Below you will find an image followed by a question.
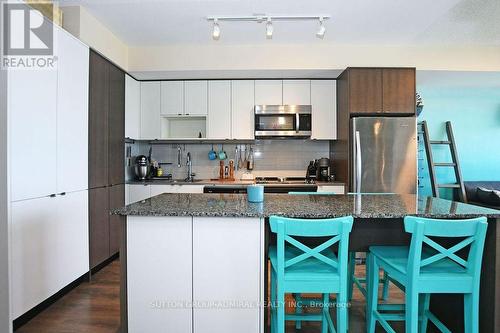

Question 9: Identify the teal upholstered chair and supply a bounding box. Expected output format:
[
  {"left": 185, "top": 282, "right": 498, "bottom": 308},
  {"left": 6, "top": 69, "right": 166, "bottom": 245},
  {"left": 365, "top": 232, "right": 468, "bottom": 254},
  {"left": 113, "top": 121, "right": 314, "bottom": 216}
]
[
  {"left": 269, "top": 215, "right": 353, "bottom": 333},
  {"left": 366, "top": 216, "right": 488, "bottom": 333}
]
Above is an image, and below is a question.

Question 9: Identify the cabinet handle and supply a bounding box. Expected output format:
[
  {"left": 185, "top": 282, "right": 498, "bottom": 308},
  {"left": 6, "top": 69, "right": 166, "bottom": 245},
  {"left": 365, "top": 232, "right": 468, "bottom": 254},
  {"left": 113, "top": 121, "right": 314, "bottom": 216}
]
[
  {"left": 185, "top": 113, "right": 190, "bottom": 116},
  {"left": 59, "top": 192, "right": 66, "bottom": 196},
  {"left": 49, "top": 194, "right": 56, "bottom": 198},
  {"left": 178, "top": 113, "right": 182, "bottom": 116}
]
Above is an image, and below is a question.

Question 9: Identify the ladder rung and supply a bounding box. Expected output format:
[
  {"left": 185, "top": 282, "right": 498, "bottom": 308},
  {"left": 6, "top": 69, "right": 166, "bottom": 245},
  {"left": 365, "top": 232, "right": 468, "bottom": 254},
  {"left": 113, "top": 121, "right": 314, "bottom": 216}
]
[
  {"left": 430, "top": 140, "right": 451, "bottom": 145},
  {"left": 434, "top": 163, "right": 456, "bottom": 167},
  {"left": 438, "top": 183, "right": 461, "bottom": 188}
]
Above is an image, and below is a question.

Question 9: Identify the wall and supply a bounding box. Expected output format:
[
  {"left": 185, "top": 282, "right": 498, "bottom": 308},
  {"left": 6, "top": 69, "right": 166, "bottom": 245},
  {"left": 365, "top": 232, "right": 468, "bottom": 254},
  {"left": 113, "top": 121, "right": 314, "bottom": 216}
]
[
  {"left": 127, "top": 140, "right": 329, "bottom": 181},
  {"left": 0, "top": 42, "right": 12, "bottom": 332},
  {"left": 60, "top": 6, "right": 128, "bottom": 70},
  {"left": 417, "top": 71, "right": 500, "bottom": 198},
  {"left": 128, "top": 43, "right": 500, "bottom": 76}
]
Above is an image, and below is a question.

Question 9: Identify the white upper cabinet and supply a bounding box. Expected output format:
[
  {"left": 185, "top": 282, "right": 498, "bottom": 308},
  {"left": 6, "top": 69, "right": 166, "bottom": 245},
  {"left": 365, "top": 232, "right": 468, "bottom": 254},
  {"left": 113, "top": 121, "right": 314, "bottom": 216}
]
[
  {"left": 161, "top": 81, "right": 184, "bottom": 116},
  {"left": 208, "top": 81, "right": 232, "bottom": 139},
  {"left": 125, "top": 75, "right": 141, "bottom": 139},
  {"left": 254, "top": 80, "right": 282, "bottom": 105},
  {"left": 56, "top": 27, "right": 89, "bottom": 193},
  {"left": 140, "top": 82, "right": 161, "bottom": 139},
  {"left": 9, "top": 64, "right": 58, "bottom": 201},
  {"left": 283, "top": 80, "right": 311, "bottom": 105},
  {"left": 231, "top": 80, "right": 255, "bottom": 140},
  {"left": 311, "top": 80, "right": 337, "bottom": 140},
  {"left": 184, "top": 81, "right": 208, "bottom": 116}
]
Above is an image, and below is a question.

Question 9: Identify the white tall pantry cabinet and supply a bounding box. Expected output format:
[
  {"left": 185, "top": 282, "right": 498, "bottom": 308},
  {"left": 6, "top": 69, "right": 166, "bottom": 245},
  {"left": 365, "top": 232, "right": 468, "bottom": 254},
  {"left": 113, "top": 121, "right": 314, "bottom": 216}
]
[{"left": 8, "top": 25, "right": 90, "bottom": 319}]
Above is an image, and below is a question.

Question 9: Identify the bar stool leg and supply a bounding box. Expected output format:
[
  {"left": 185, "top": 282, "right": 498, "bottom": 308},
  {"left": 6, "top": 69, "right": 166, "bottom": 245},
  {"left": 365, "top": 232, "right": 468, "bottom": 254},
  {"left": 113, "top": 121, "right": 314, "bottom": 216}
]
[
  {"left": 405, "top": 287, "right": 419, "bottom": 333},
  {"left": 337, "top": 292, "right": 347, "bottom": 333},
  {"left": 277, "top": 286, "right": 285, "bottom": 333},
  {"left": 366, "top": 253, "right": 379, "bottom": 333},
  {"left": 381, "top": 271, "right": 390, "bottom": 301},
  {"left": 419, "top": 293, "right": 430, "bottom": 333},
  {"left": 348, "top": 252, "right": 355, "bottom": 301},
  {"left": 321, "top": 293, "right": 329, "bottom": 333},
  {"left": 295, "top": 293, "right": 303, "bottom": 330},
  {"left": 271, "top": 271, "right": 276, "bottom": 333},
  {"left": 464, "top": 292, "right": 479, "bottom": 333}
]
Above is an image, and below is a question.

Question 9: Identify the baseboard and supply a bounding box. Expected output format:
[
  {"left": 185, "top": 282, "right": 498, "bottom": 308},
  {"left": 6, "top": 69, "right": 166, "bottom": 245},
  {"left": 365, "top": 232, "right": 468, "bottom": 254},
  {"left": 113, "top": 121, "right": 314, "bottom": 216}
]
[
  {"left": 91, "top": 252, "right": 119, "bottom": 275},
  {"left": 13, "top": 272, "right": 90, "bottom": 330}
]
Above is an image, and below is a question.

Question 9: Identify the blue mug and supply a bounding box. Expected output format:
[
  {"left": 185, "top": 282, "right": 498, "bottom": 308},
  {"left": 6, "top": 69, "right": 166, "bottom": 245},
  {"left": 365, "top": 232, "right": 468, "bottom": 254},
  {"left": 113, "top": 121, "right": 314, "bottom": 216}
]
[
  {"left": 208, "top": 145, "right": 217, "bottom": 160},
  {"left": 247, "top": 185, "right": 264, "bottom": 203}
]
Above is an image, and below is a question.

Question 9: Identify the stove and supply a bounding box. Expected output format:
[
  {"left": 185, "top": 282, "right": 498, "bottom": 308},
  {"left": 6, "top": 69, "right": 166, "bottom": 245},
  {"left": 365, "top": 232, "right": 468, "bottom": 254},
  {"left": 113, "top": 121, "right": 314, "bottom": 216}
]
[{"left": 255, "top": 177, "right": 315, "bottom": 185}]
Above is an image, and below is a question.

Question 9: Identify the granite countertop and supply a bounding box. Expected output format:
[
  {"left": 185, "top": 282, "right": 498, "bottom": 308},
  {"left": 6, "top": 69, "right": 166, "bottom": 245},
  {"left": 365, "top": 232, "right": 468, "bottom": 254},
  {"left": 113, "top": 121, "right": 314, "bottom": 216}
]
[{"left": 112, "top": 193, "right": 500, "bottom": 219}]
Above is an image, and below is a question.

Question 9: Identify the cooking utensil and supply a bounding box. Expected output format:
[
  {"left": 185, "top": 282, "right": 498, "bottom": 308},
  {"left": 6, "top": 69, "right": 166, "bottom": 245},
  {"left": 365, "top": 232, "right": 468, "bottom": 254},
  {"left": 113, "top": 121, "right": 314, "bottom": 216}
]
[
  {"left": 208, "top": 144, "right": 217, "bottom": 160},
  {"left": 238, "top": 145, "right": 244, "bottom": 170}
]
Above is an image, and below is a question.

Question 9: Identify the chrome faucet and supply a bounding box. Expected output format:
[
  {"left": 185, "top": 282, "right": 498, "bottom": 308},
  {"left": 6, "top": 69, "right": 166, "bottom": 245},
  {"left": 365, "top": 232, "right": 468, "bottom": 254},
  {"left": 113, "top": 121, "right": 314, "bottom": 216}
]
[{"left": 185, "top": 152, "right": 195, "bottom": 182}]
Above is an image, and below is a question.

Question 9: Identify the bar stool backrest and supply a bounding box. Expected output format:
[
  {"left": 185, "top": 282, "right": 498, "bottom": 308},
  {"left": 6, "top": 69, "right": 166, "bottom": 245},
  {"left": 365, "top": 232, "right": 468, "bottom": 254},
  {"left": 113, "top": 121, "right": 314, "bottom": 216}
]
[
  {"left": 269, "top": 215, "right": 353, "bottom": 278},
  {"left": 404, "top": 216, "right": 488, "bottom": 282}
]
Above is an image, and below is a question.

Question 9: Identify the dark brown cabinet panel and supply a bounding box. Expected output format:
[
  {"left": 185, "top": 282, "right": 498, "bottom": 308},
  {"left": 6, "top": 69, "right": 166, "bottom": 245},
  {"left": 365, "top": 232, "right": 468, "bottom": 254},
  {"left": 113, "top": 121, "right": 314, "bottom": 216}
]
[
  {"left": 89, "top": 187, "right": 110, "bottom": 268},
  {"left": 109, "top": 184, "right": 124, "bottom": 256},
  {"left": 88, "top": 50, "right": 109, "bottom": 189},
  {"left": 382, "top": 68, "right": 416, "bottom": 114},
  {"left": 108, "top": 65, "right": 125, "bottom": 185},
  {"left": 348, "top": 68, "right": 383, "bottom": 114},
  {"left": 88, "top": 50, "right": 125, "bottom": 270}
]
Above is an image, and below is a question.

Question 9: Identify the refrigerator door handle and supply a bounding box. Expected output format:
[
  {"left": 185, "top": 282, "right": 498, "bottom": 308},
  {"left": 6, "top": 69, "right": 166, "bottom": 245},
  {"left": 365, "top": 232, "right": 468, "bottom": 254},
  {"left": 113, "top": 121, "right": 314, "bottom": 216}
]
[
  {"left": 355, "top": 131, "right": 362, "bottom": 193},
  {"left": 295, "top": 113, "right": 300, "bottom": 133}
]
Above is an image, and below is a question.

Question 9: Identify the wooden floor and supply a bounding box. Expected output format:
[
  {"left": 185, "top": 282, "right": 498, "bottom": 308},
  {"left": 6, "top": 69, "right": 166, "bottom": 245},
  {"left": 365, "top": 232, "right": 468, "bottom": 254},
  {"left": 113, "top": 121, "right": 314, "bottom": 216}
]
[
  {"left": 15, "top": 260, "right": 120, "bottom": 333},
  {"left": 15, "top": 259, "right": 409, "bottom": 333}
]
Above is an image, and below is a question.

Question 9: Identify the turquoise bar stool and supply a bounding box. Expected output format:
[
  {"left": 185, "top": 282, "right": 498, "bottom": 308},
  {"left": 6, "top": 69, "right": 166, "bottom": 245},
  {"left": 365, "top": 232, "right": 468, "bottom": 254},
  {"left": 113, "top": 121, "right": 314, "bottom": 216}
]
[
  {"left": 269, "top": 215, "right": 353, "bottom": 333},
  {"left": 287, "top": 192, "right": 391, "bottom": 303},
  {"left": 366, "top": 216, "right": 488, "bottom": 333}
]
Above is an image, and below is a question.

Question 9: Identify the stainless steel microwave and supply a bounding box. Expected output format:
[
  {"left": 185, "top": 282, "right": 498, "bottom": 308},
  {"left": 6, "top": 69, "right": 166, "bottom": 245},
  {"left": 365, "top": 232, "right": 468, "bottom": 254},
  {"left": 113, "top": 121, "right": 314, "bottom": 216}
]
[{"left": 254, "top": 105, "right": 312, "bottom": 138}]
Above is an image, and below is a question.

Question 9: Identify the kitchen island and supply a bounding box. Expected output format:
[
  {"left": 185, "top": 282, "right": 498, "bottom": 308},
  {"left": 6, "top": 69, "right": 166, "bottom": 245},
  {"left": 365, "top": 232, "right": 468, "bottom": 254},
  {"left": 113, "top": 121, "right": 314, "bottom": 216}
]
[{"left": 113, "top": 193, "right": 500, "bottom": 333}]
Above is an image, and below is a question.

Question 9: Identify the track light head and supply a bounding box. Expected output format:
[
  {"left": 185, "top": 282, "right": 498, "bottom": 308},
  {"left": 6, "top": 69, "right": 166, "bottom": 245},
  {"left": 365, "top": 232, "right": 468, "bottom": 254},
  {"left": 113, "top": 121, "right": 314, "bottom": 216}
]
[
  {"left": 316, "top": 17, "right": 326, "bottom": 39},
  {"left": 266, "top": 17, "right": 273, "bottom": 39},
  {"left": 212, "top": 18, "right": 221, "bottom": 40}
]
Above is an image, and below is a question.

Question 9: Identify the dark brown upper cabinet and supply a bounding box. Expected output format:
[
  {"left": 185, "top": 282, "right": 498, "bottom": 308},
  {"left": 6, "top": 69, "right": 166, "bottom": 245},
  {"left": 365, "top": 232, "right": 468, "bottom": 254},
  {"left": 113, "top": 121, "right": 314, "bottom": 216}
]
[
  {"left": 349, "top": 68, "right": 383, "bottom": 113},
  {"left": 382, "top": 68, "right": 416, "bottom": 114},
  {"left": 343, "top": 67, "right": 416, "bottom": 115}
]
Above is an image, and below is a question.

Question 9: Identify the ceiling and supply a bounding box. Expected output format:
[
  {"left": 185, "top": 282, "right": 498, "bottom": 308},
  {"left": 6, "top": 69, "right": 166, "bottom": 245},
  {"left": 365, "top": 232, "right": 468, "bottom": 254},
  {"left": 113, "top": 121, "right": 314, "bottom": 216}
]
[{"left": 59, "top": 0, "right": 500, "bottom": 47}]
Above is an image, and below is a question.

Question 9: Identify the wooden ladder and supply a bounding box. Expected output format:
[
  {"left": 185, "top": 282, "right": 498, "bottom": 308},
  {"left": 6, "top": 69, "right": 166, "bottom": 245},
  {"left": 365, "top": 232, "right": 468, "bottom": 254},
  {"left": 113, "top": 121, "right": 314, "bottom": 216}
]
[{"left": 420, "top": 121, "right": 468, "bottom": 203}]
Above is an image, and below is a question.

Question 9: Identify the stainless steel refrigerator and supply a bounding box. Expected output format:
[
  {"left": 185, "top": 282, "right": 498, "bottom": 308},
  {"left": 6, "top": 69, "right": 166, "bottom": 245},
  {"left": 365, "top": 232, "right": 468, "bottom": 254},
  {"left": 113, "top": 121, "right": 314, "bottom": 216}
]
[{"left": 351, "top": 117, "right": 417, "bottom": 194}]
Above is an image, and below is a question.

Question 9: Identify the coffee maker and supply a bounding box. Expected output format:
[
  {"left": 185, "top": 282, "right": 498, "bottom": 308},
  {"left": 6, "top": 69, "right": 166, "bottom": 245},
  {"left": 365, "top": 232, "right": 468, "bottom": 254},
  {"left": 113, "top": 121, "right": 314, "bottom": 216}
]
[{"left": 316, "top": 158, "right": 330, "bottom": 182}]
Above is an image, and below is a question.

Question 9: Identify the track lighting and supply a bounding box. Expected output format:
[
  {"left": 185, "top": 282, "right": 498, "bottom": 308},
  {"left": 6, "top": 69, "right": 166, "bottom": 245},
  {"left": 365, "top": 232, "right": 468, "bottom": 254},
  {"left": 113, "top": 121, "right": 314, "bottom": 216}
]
[
  {"left": 316, "top": 17, "right": 326, "bottom": 39},
  {"left": 266, "top": 18, "right": 273, "bottom": 39},
  {"left": 212, "top": 18, "right": 220, "bottom": 40},
  {"left": 206, "top": 15, "right": 330, "bottom": 40}
]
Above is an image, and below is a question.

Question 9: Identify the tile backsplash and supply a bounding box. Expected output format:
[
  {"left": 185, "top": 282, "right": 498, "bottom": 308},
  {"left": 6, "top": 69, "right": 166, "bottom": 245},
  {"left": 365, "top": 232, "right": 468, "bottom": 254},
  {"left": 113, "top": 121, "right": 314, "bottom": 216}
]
[{"left": 126, "top": 140, "right": 330, "bottom": 181}]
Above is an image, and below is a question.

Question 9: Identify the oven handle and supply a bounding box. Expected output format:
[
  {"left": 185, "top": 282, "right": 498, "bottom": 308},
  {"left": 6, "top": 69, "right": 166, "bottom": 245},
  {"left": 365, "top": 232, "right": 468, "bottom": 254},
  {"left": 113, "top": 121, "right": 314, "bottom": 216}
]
[{"left": 296, "top": 113, "right": 300, "bottom": 133}]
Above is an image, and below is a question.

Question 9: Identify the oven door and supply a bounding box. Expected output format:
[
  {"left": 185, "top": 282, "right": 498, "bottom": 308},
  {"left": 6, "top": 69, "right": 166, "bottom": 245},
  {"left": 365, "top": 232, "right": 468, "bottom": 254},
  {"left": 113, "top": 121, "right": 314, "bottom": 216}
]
[{"left": 254, "top": 105, "right": 311, "bottom": 137}]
